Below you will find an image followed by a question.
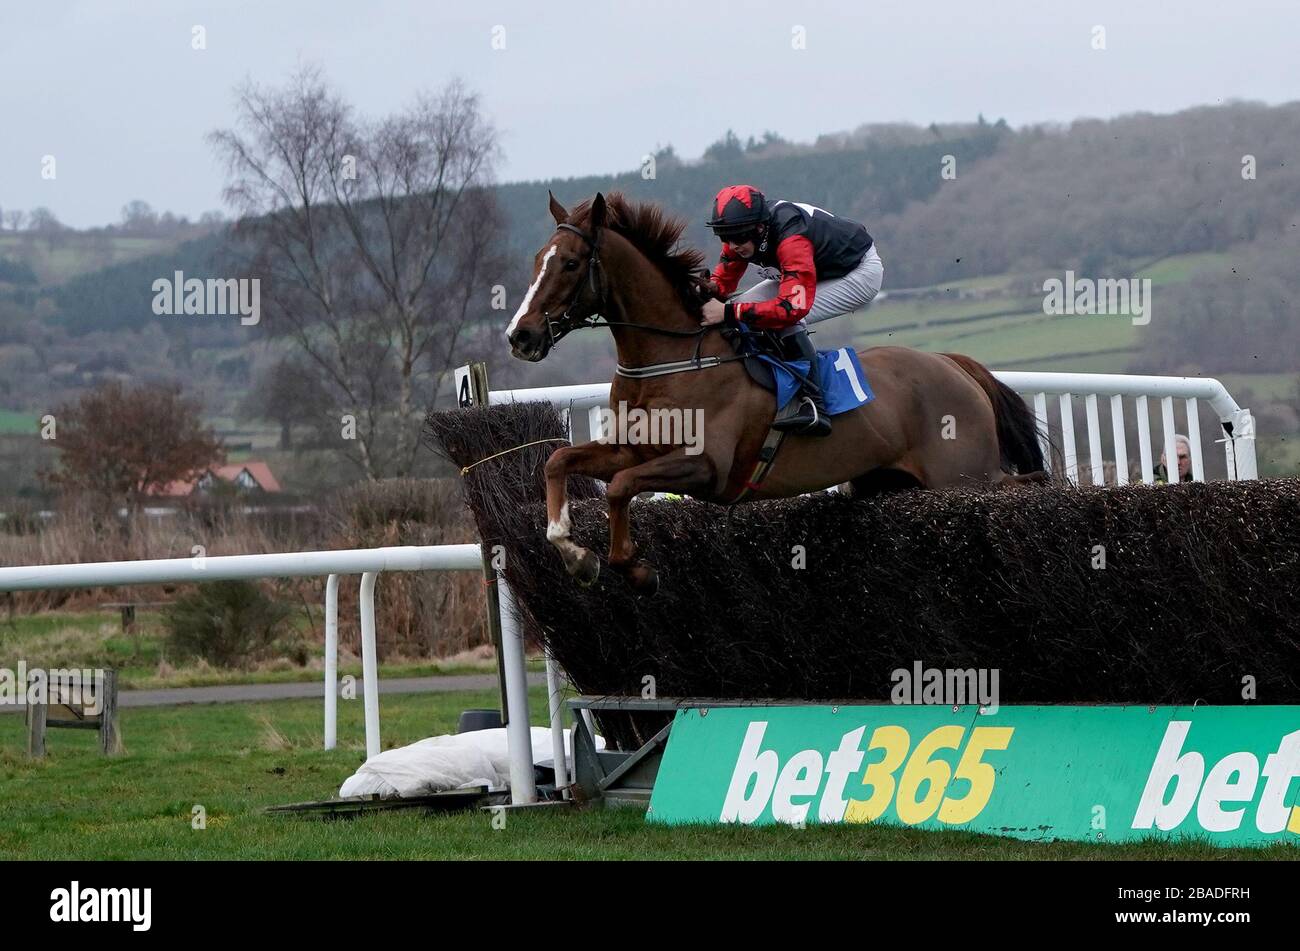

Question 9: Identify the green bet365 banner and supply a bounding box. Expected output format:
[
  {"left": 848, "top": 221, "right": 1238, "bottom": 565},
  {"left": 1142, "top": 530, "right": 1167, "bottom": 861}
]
[{"left": 647, "top": 705, "right": 1300, "bottom": 846}]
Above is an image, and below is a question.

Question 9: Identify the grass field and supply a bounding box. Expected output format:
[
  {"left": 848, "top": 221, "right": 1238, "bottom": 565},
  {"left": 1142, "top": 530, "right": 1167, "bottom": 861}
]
[
  {"left": 1255, "top": 435, "right": 1300, "bottom": 478},
  {"left": 1134, "top": 251, "right": 1235, "bottom": 285},
  {"left": 0, "top": 234, "right": 176, "bottom": 285},
  {"left": 1219, "top": 372, "right": 1299, "bottom": 401},
  {"left": 1, "top": 685, "right": 1294, "bottom": 860},
  {"left": 809, "top": 250, "right": 1242, "bottom": 373},
  {"left": 0, "top": 409, "right": 38, "bottom": 436}
]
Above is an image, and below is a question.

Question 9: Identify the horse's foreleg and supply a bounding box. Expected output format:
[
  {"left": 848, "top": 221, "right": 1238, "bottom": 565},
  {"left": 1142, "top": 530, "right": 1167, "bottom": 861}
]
[
  {"left": 543, "top": 442, "right": 636, "bottom": 585},
  {"left": 605, "top": 450, "right": 717, "bottom": 596}
]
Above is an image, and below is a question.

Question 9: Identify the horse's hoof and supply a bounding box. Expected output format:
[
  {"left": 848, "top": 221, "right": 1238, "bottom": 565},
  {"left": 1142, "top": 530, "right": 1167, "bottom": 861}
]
[
  {"left": 627, "top": 562, "right": 659, "bottom": 597},
  {"left": 571, "top": 550, "right": 600, "bottom": 587}
]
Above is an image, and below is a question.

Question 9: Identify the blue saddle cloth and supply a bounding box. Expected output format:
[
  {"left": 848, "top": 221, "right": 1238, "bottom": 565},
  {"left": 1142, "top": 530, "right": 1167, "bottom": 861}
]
[{"left": 757, "top": 349, "right": 874, "bottom": 416}]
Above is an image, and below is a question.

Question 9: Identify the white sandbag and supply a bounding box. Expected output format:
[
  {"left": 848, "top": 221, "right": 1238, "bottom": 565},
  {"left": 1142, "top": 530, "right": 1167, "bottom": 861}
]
[{"left": 338, "top": 726, "right": 603, "bottom": 799}]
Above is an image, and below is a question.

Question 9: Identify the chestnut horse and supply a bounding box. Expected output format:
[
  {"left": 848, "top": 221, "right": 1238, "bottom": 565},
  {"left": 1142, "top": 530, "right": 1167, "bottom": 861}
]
[{"left": 506, "top": 192, "right": 1046, "bottom": 595}]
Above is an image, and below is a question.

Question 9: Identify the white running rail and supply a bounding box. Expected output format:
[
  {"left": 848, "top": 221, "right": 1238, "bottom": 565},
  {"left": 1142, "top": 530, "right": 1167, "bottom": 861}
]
[
  {"left": 492, "top": 371, "right": 1258, "bottom": 486},
  {"left": 0, "top": 547, "right": 480, "bottom": 752}
]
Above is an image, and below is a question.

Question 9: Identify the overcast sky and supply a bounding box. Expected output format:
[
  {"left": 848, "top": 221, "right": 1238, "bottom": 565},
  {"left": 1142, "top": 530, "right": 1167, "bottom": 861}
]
[{"left": 3, "top": 0, "right": 1299, "bottom": 228}]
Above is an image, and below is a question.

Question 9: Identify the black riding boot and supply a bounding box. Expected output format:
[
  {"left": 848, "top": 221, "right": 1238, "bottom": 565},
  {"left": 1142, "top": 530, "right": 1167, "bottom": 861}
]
[{"left": 773, "top": 329, "right": 832, "bottom": 437}]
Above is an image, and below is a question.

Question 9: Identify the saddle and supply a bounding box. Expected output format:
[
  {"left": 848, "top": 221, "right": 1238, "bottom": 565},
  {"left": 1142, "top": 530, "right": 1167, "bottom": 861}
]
[
  {"left": 722, "top": 326, "right": 807, "bottom": 430},
  {"left": 714, "top": 322, "right": 875, "bottom": 501}
]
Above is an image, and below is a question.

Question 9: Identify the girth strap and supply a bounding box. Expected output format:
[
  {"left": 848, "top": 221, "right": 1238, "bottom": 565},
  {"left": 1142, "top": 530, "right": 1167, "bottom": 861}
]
[
  {"left": 727, "top": 427, "right": 787, "bottom": 504},
  {"left": 615, "top": 356, "right": 734, "bottom": 380}
]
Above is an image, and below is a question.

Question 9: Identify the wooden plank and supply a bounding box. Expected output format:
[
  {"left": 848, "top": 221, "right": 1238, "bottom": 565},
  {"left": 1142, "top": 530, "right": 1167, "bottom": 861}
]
[
  {"left": 100, "top": 669, "right": 120, "bottom": 755},
  {"left": 27, "top": 701, "right": 46, "bottom": 758},
  {"left": 45, "top": 720, "right": 102, "bottom": 731}
]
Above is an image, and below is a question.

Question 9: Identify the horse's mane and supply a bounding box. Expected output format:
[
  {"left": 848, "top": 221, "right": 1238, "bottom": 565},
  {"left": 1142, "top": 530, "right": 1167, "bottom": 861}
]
[{"left": 569, "top": 194, "right": 707, "bottom": 313}]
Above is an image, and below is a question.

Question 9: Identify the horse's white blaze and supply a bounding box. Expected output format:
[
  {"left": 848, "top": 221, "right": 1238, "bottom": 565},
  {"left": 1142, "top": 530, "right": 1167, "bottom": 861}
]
[{"left": 506, "top": 244, "right": 558, "bottom": 337}]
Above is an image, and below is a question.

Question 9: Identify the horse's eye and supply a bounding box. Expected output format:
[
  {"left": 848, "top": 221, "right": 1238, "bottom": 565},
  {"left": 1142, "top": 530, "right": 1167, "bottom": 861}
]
[{"left": 564, "top": 259, "right": 580, "bottom": 271}]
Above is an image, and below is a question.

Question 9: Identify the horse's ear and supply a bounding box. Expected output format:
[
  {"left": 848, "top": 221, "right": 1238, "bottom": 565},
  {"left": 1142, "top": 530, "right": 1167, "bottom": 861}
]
[
  {"left": 590, "top": 192, "right": 607, "bottom": 231},
  {"left": 548, "top": 191, "right": 569, "bottom": 225}
]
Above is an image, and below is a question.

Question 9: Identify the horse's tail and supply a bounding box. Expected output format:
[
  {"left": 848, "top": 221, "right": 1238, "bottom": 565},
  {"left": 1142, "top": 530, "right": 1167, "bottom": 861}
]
[{"left": 943, "top": 352, "right": 1047, "bottom": 477}]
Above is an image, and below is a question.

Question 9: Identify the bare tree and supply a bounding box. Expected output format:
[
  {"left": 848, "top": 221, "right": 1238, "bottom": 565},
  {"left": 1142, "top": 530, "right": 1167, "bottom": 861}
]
[
  {"left": 27, "top": 207, "right": 63, "bottom": 232},
  {"left": 209, "top": 66, "right": 504, "bottom": 479},
  {"left": 27, "top": 207, "right": 68, "bottom": 252},
  {"left": 238, "top": 355, "right": 335, "bottom": 450},
  {"left": 120, "top": 199, "right": 159, "bottom": 234}
]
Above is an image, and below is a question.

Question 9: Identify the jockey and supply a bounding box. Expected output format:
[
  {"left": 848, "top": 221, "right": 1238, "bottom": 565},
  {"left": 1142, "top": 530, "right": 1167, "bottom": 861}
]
[{"left": 699, "top": 184, "right": 883, "bottom": 437}]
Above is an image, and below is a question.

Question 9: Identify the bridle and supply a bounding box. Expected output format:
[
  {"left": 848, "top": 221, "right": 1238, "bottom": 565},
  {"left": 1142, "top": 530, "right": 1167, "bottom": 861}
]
[
  {"left": 539, "top": 222, "right": 609, "bottom": 351},
  {"left": 536, "top": 220, "right": 748, "bottom": 379},
  {"left": 540, "top": 222, "right": 715, "bottom": 347}
]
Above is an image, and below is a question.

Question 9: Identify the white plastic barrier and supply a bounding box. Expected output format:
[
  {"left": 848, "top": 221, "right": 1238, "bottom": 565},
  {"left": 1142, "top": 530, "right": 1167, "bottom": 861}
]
[
  {"left": 0, "top": 546, "right": 483, "bottom": 763},
  {"left": 999, "top": 371, "right": 1257, "bottom": 485},
  {"left": 490, "top": 371, "right": 1258, "bottom": 486}
]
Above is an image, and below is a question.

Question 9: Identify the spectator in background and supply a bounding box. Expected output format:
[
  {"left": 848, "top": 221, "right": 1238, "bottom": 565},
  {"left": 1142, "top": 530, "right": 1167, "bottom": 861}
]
[{"left": 1154, "top": 434, "right": 1194, "bottom": 483}]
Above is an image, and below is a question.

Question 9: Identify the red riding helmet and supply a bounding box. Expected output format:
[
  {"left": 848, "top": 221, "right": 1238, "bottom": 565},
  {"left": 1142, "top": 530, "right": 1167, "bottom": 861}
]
[{"left": 707, "top": 185, "right": 767, "bottom": 239}]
